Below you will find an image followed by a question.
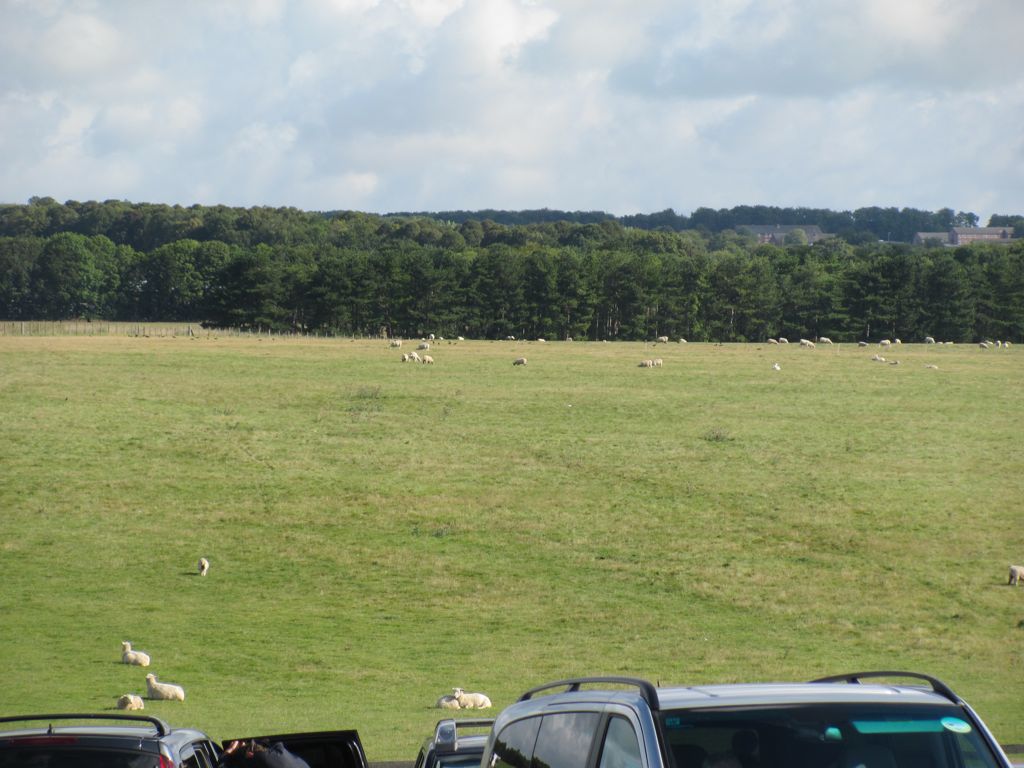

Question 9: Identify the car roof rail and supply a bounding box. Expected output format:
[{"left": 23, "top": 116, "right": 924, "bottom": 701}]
[
  {"left": 0, "top": 714, "right": 171, "bottom": 737},
  {"left": 810, "top": 671, "right": 960, "bottom": 704},
  {"left": 518, "top": 677, "right": 660, "bottom": 710}
]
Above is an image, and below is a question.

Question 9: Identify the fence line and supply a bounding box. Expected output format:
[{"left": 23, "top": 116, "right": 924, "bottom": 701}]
[{"left": 0, "top": 321, "right": 390, "bottom": 340}]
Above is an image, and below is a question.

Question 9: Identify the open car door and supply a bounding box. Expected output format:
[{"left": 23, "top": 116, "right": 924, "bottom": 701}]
[{"left": 221, "top": 730, "right": 367, "bottom": 768}]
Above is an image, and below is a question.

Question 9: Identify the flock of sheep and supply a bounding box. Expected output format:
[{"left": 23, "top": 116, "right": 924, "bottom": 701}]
[{"left": 115, "top": 559, "right": 209, "bottom": 709}]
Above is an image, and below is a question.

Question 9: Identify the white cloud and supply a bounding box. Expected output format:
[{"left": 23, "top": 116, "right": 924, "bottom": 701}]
[{"left": 0, "top": 0, "right": 1021, "bottom": 220}]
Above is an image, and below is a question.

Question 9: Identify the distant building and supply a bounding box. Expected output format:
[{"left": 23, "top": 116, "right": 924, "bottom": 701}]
[
  {"left": 913, "top": 227, "right": 1016, "bottom": 246},
  {"left": 913, "top": 232, "right": 951, "bottom": 246},
  {"left": 951, "top": 227, "right": 1015, "bottom": 244},
  {"left": 737, "top": 224, "right": 830, "bottom": 245}
]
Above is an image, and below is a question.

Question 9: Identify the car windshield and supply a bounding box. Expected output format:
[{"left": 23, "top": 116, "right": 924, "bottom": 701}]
[
  {"left": 0, "top": 746, "right": 161, "bottom": 768},
  {"left": 660, "top": 704, "right": 1001, "bottom": 768}
]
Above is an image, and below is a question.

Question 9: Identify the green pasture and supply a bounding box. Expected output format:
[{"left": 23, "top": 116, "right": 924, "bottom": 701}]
[{"left": 0, "top": 336, "right": 1021, "bottom": 757}]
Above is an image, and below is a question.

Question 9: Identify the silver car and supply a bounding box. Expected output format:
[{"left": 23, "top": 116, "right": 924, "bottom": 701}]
[{"left": 481, "top": 671, "right": 1012, "bottom": 768}]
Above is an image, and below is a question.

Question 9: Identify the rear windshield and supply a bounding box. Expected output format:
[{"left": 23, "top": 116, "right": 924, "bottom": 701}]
[
  {"left": 660, "top": 704, "right": 1001, "bottom": 768},
  {"left": 0, "top": 746, "right": 160, "bottom": 768}
]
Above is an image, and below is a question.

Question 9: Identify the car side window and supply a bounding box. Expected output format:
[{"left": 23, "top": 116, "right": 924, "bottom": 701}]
[
  {"left": 599, "top": 717, "right": 642, "bottom": 768},
  {"left": 532, "top": 713, "right": 601, "bottom": 768},
  {"left": 493, "top": 717, "right": 542, "bottom": 768}
]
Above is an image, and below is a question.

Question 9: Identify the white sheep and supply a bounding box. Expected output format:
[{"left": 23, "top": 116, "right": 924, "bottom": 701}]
[
  {"left": 818, "top": 337, "right": 833, "bottom": 344},
  {"left": 117, "top": 694, "right": 145, "bottom": 710},
  {"left": 652, "top": 358, "right": 663, "bottom": 367},
  {"left": 506, "top": 335, "right": 516, "bottom": 341},
  {"left": 408, "top": 351, "right": 421, "bottom": 362},
  {"left": 401, "top": 353, "right": 410, "bottom": 362},
  {"left": 768, "top": 338, "right": 779, "bottom": 344},
  {"left": 799, "top": 339, "right": 816, "bottom": 349},
  {"left": 979, "top": 341, "right": 991, "bottom": 349},
  {"left": 389, "top": 339, "right": 403, "bottom": 348},
  {"left": 418, "top": 342, "right": 430, "bottom": 350},
  {"left": 566, "top": 337, "right": 573, "bottom": 342},
  {"left": 452, "top": 687, "right": 491, "bottom": 709},
  {"left": 121, "top": 642, "right": 151, "bottom": 667},
  {"left": 656, "top": 336, "right": 669, "bottom": 344},
  {"left": 639, "top": 359, "right": 654, "bottom": 368},
  {"left": 145, "top": 673, "right": 185, "bottom": 701},
  {"left": 457, "top": 336, "right": 465, "bottom": 341},
  {"left": 772, "top": 362, "right": 781, "bottom": 371},
  {"left": 421, "top": 355, "right": 434, "bottom": 364},
  {"left": 894, "top": 338, "right": 902, "bottom": 344},
  {"left": 778, "top": 338, "right": 789, "bottom": 344},
  {"left": 924, "top": 364, "right": 938, "bottom": 369},
  {"left": 924, "top": 336, "right": 936, "bottom": 344},
  {"left": 537, "top": 338, "right": 546, "bottom": 343},
  {"left": 435, "top": 694, "right": 461, "bottom": 709},
  {"left": 678, "top": 338, "right": 687, "bottom": 343},
  {"left": 858, "top": 341, "right": 868, "bottom": 347},
  {"left": 880, "top": 339, "right": 892, "bottom": 348},
  {"left": 513, "top": 357, "right": 527, "bottom": 366},
  {"left": 428, "top": 333, "right": 435, "bottom": 340},
  {"left": 1009, "top": 565, "right": 1024, "bottom": 586},
  {"left": 1005, "top": 341, "right": 1012, "bottom": 348},
  {"left": 198, "top": 557, "right": 209, "bottom": 576}
]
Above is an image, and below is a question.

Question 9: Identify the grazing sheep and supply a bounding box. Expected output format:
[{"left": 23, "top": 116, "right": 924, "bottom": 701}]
[
  {"left": 513, "top": 357, "right": 527, "bottom": 366},
  {"left": 1004, "top": 341, "right": 1012, "bottom": 348},
  {"left": 799, "top": 339, "right": 816, "bottom": 349},
  {"left": 979, "top": 341, "right": 991, "bottom": 349},
  {"left": 408, "top": 351, "right": 421, "bottom": 362},
  {"left": 772, "top": 362, "right": 781, "bottom": 371},
  {"left": 778, "top": 338, "right": 789, "bottom": 344},
  {"left": 145, "top": 674, "right": 185, "bottom": 701},
  {"left": 566, "top": 336, "right": 573, "bottom": 342},
  {"left": 871, "top": 354, "right": 886, "bottom": 363},
  {"left": 452, "top": 687, "right": 492, "bottom": 709},
  {"left": 639, "top": 359, "right": 654, "bottom": 368},
  {"left": 401, "top": 353, "right": 410, "bottom": 362},
  {"left": 121, "top": 642, "right": 151, "bottom": 667},
  {"left": 505, "top": 335, "right": 516, "bottom": 341},
  {"left": 880, "top": 339, "right": 892, "bottom": 348},
  {"left": 421, "top": 355, "right": 434, "bottom": 364},
  {"left": 924, "top": 336, "right": 935, "bottom": 344},
  {"left": 198, "top": 557, "right": 209, "bottom": 576},
  {"left": 679, "top": 338, "right": 687, "bottom": 343},
  {"left": 428, "top": 333, "right": 435, "bottom": 340},
  {"left": 858, "top": 341, "right": 868, "bottom": 347},
  {"left": 418, "top": 342, "right": 430, "bottom": 350},
  {"left": 435, "top": 694, "right": 461, "bottom": 709},
  {"left": 768, "top": 338, "right": 779, "bottom": 344},
  {"left": 457, "top": 336, "right": 465, "bottom": 341},
  {"left": 537, "top": 338, "right": 546, "bottom": 343},
  {"left": 656, "top": 335, "right": 669, "bottom": 344},
  {"left": 818, "top": 337, "right": 833, "bottom": 344},
  {"left": 389, "top": 339, "right": 403, "bottom": 348},
  {"left": 652, "top": 358, "right": 663, "bottom": 367},
  {"left": 1009, "top": 565, "right": 1024, "bottom": 586},
  {"left": 117, "top": 694, "right": 145, "bottom": 711},
  {"left": 894, "top": 338, "right": 902, "bottom": 345}
]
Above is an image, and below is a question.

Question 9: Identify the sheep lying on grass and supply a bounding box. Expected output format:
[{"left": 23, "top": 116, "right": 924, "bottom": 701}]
[
  {"left": 146, "top": 673, "right": 185, "bottom": 701},
  {"left": 452, "top": 687, "right": 491, "bottom": 709},
  {"left": 117, "top": 694, "right": 145, "bottom": 710},
  {"left": 435, "top": 694, "right": 461, "bottom": 709},
  {"left": 121, "top": 642, "right": 150, "bottom": 667}
]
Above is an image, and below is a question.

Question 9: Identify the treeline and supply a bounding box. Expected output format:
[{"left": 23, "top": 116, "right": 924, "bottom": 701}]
[{"left": 2, "top": 198, "right": 1022, "bottom": 342}]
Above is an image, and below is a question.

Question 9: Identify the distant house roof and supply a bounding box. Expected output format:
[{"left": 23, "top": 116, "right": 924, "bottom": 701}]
[
  {"left": 952, "top": 227, "right": 1014, "bottom": 236},
  {"left": 737, "top": 224, "right": 829, "bottom": 244},
  {"left": 914, "top": 232, "right": 949, "bottom": 244}
]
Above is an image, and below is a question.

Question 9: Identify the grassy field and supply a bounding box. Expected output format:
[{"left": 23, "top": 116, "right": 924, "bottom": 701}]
[{"left": 0, "top": 336, "right": 1022, "bottom": 758}]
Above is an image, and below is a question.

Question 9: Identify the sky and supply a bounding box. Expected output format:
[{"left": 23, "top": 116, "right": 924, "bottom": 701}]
[{"left": 1, "top": 0, "right": 1023, "bottom": 222}]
